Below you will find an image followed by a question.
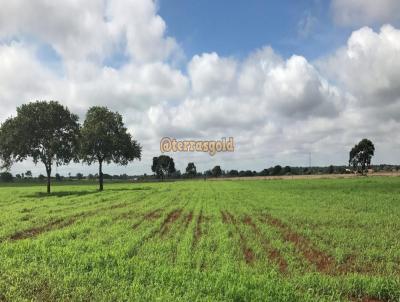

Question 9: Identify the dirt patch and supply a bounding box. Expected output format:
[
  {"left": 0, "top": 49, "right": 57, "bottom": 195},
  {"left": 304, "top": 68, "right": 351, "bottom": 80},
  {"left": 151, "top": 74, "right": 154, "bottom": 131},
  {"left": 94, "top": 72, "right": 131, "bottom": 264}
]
[
  {"left": 132, "top": 208, "right": 163, "bottom": 229},
  {"left": 145, "top": 209, "right": 163, "bottom": 220},
  {"left": 261, "top": 213, "right": 334, "bottom": 274},
  {"left": 243, "top": 215, "right": 287, "bottom": 273},
  {"left": 192, "top": 210, "right": 203, "bottom": 248},
  {"left": 10, "top": 218, "right": 76, "bottom": 240},
  {"left": 160, "top": 209, "right": 182, "bottom": 237},
  {"left": 185, "top": 211, "right": 194, "bottom": 229},
  {"left": 221, "top": 210, "right": 229, "bottom": 224},
  {"left": 349, "top": 296, "right": 385, "bottom": 302},
  {"left": 222, "top": 210, "right": 255, "bottom": 265},
  {"left": 7, "top": 201, "right": 134, "bottom": 241}
]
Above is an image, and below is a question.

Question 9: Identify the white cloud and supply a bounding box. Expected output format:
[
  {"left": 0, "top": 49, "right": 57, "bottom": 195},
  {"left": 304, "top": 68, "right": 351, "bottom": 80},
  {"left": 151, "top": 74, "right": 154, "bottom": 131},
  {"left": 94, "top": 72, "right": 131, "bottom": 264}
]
[
  {"left": 1, "top": 1, "right": 400, "bottom": 175},
  {"left": 332, "top": 0, "right": 400, "bottom": 26},
  {"left": 319, "top": 25, "right": 400, "bottom": 110}
]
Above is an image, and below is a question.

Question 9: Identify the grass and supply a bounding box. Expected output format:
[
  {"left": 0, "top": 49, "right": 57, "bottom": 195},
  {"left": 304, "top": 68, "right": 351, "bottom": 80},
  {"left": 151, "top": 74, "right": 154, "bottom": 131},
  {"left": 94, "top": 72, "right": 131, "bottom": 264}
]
[{"left": 0, "top": 177, "right": 399, "bottom": 301}]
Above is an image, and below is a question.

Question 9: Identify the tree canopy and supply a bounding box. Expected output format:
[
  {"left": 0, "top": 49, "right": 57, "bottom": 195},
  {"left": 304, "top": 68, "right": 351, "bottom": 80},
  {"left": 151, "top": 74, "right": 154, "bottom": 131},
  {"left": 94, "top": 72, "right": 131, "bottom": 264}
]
[
  {"left": 80, "top": 106, "right": 141, "bottom": 190},
  {"left": 0, "top": 101, "right": 80, "bottom": 193},
  {"left": 349, "top": 138, "right": 375, "bottom": 174},
  {"left": 151, "top": 155, "right": 176, "bottom": 180},
  {"left": 185, "top": 162, "right": 197, "bottom": 177},
  {"left": 211, "top": 165, "right": 222, "bottom": 177}
]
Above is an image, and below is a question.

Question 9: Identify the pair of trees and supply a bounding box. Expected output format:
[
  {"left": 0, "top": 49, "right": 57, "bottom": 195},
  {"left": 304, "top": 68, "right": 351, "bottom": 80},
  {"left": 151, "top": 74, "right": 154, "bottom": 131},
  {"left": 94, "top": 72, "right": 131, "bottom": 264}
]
[{"left": 0, "top": 101, "right": 141, "bottom": 193}]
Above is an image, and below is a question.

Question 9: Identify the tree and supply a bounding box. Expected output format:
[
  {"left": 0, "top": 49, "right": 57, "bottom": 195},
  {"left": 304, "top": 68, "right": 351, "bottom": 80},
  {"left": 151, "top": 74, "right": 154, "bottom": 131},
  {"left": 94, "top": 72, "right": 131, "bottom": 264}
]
[
  {"left": 0, "top": 172, "right": 13, "bottom": 182},
  {"left": 55, "top": 173, "right": 62, "bottom": 181},
  {"left": 228, "top": 169, "right": 239, "bottom": 177},
  {"left": 0, "top": 101, "right": 80, "bottom": 193},
  {"left": 76, "top": 173, "right": 84, "bottom": 180},
  {"left": 151, "top": 155, "right": 176, "bottom": 180},
  {"left": 328, "top": 165, "right": 334, "bottom": 174},
  {"left": 349, "top": 139, "right": 375, "bottom": 174},
  {"left": 211, "top": 165, "right": 222, "bottom": 177},
  {"left": 25, "top": 170, "right": 32, "bottom": 178},
  {"left": 283, "top": 166, "right": 291, "bottom": 175},
  {"left": 185, "top": 162, "right": 197, "bottom": 178},
  {"left": 80, "top": 107, "right": 141, "bottom": 191},
  {"left": 271, "top": 165, "right": 282, "bottom": 176}
]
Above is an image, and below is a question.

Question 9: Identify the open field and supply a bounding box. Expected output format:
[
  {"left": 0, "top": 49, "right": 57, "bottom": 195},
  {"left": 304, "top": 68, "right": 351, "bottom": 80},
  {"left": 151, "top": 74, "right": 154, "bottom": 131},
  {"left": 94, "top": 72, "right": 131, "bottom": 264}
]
[{"left": 0, "top": 178, "right": 400, "bottom": 301}]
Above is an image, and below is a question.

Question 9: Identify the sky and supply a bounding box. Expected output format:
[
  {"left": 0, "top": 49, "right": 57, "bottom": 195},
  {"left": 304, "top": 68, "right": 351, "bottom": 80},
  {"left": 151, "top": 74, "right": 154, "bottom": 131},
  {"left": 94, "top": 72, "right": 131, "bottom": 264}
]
[{"left": 1, "top": 0, "right": 400, "bottom": 176}]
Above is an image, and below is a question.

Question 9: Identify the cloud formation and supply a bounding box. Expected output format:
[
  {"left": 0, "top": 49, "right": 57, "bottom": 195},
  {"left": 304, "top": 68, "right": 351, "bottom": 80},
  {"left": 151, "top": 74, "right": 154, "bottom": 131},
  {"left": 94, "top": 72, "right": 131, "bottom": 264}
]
[
  {"left": 0, "top": 0, "right": 400, "bottom": 175},
  {"left": 332, "top": 0, "right": 400, "bottom": 26}
]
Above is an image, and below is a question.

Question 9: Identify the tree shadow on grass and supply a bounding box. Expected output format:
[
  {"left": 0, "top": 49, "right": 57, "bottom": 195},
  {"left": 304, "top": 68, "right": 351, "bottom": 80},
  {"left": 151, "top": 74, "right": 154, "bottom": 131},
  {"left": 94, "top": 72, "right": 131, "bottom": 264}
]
[{"left": 23, "top": 186, "right": 153, "bottom": 198}]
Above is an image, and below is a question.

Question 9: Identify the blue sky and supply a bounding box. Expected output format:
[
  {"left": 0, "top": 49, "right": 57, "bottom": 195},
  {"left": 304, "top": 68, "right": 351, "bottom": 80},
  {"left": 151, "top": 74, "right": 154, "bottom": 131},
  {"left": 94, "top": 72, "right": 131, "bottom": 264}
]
[
  {"left": 1, "top": 0, "right": 400, "bottom": 176},
  {"left": 158, "top": 0, "right": 351, "bottom": 61}
]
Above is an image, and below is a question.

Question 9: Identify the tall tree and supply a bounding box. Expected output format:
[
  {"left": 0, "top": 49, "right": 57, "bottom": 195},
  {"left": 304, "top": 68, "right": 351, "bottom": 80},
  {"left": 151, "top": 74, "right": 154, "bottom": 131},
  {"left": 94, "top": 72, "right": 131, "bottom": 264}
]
[
  {"left": 211, "top": 165, "right": 222, "bottom": 177},
  {"left": 0, "top": 101, "right": 80, "bottom": 193},
  {"left": 80, "top": 106, "right": 141, "bottom": 191},
  {"left": 151, "top": 155, "right": 176, "bottom": 180},
  {"left": 349, "top": 138, "right": 375, "bottom": 174},
  {"left": 185, "top": 162, "right": 197, "bottom": 178}
]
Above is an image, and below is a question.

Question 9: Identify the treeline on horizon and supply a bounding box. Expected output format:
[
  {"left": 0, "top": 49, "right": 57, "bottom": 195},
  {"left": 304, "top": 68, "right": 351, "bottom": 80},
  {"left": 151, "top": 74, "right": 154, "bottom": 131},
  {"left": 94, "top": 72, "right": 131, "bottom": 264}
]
[{"left": 1, "top": 164, "right": 398, "bottom": 184}]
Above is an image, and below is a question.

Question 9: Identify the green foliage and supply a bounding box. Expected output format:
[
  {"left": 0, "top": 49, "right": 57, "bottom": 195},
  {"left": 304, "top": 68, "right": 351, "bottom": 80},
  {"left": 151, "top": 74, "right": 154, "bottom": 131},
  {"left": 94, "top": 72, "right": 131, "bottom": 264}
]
[
  {"left": 185, "top": 162, "right": 197, "bottom": 177},
  {"left": 211, "top": 165, "right": 222, "bottom": 177},
  {"left": 0, "top": 171, "right": 13, "bottom": 182},
  {"left": 271, "top": 165, "right": 283, "bottom": 175},
  {"left": 151, "top": 155, "right": 176, "bottom": 179},
  {"left": 349, "top": 139, "right": 375, "bottom": 174},
  {"left": 0, "top": 101, "right": 80, "bottom": 193},
  {"left": 80, "top": 106, "right": 141, "bottom": 190}
]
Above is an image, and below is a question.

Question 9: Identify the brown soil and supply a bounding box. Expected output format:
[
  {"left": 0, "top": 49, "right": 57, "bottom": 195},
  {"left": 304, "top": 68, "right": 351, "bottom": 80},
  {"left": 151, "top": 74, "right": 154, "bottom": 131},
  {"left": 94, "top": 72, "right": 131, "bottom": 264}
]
[
  {"left": 132, "top": 208, "right": 163, "bottom": 229},
  {"left": 243, "top": 215, "right": 287, "bottom": 273},
  {"left": 222, "top": 210, "right": 255, "bottom": 264},
  {"left": 8, "top": 201, "right": 133, "bottom": 241},
  {"left": 10, "top": 218, "right": 76, "bottom": 240},
  {"left": 160, "top": 209, "right": 182, "bottom": 237},
  {"left": 192, "top": 210, "right": 203, "bottom": 248},
  {"left": 185, "top": 211, "right": 194, "bottom": 229},
  {"left": 261, "top": 213, "right": 334, "bottom": 273}
]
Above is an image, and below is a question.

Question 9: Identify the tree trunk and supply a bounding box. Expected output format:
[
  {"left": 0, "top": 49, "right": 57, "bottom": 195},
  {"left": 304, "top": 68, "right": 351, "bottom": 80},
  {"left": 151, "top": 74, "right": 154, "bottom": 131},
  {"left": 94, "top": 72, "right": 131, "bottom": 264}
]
[
  {"left": 46, "top": 166, "right": 51, "bottom": 194},
  {"left": 99, "top": 160, "right": 104, "bottom": 191}
]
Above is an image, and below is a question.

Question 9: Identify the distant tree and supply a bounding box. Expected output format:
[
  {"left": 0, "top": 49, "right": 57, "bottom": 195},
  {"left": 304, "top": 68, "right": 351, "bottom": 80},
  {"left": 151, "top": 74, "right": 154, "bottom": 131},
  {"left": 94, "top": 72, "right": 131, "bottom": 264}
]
[
  {"left": 38, "top": 174, "right": 46, "bottom": 181},
  {"left": 80, "top": 107, "right": 141, "bottom": 191},
  {"left": 185, "top": 162, "right": 197, "bottom": 178},
  {"left": 349, "top": 139, "right": 375, "bottom": 174},
  {"left": 76, "top": 173, "right": 84, "bottom": 180},
  {"left": 204, "top": 170, "right": 213, "bottom": 177},
  {"left": 271, "top": 165, "right": 282, "bottom": 176},
  {"left": 172, "top": 170, "right": 181, "bottom": 179},
  {"left": 0, "top": 172, "right": 13, "bottom": 182},
  {"left": 259, "top": 169, "right": 269, "bottom": 176},
  {"left": 211, "top": 165, "right": 222, "bottom": 177},
  {"left": 25, "top": 170, "right": 32, "bottom": 178},
  {"left": 328, "top": 165, "right": 334, "bottom": 174},
  {"left": 55, "top": 173, "right": 62, "bottom": 181},
  {"left": 0, "top": 101, "right": 80, "bottom": 193},
  {"left": 228, "top": 169, "right": 239, "bottom": 177},
  {"left": 151, "top": 155, "right": 176, "bottom": 180},
  {"left": 15, "top": 174, "right": 21, "bottom": 180},
  {"left": 283, "top": 166, "right": 291, "bottom": 175},
  {"left": 88, "top": 174, "right": 95, "bottom": 180}
]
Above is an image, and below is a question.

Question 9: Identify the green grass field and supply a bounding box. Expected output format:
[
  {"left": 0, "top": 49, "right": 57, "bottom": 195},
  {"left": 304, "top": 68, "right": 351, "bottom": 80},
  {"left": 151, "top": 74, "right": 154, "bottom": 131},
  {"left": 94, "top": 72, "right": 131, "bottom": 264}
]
[{"left": 0, "top": 177, "right": 400, "bottom": 301}]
